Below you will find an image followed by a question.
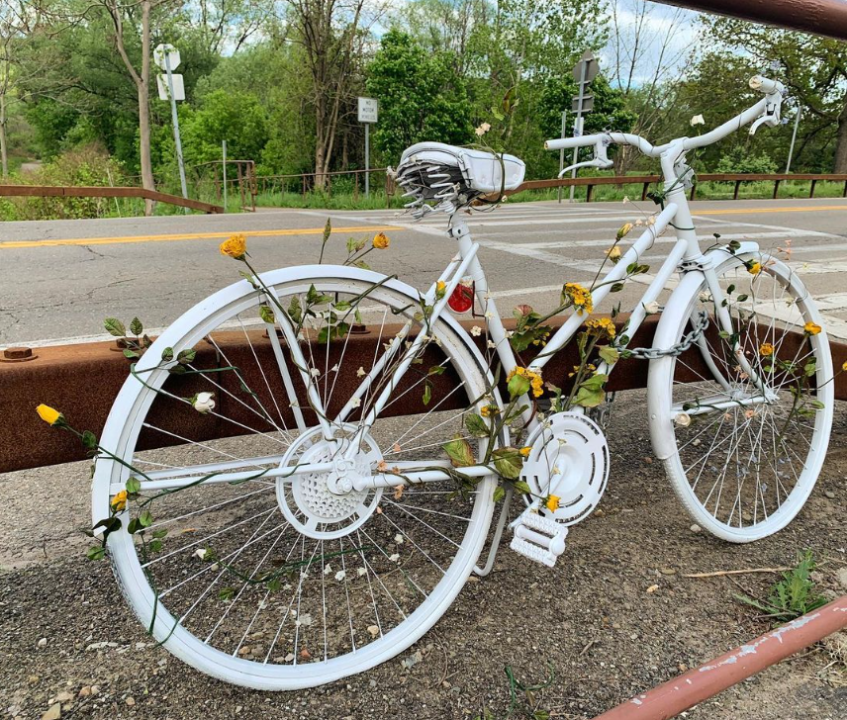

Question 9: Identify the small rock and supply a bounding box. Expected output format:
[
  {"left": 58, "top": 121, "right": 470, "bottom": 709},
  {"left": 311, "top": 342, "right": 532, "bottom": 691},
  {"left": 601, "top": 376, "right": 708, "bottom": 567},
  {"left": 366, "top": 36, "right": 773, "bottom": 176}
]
[
  {"left": 594, "top": 509, "right": 605, "bottom": 518},
  {"left": 78, "top": 687, "right": 91, "bottom": 698},
  {"left": 646, "top": 584, "right": 659, "bottom": 594},
  {"left": 89, "top": 686, "right": 100, "bottom": 695},
  {"left": 42, "top": 704, "right": 61, "bottom": 720},
  {"left": 238, "top": 646, "right": 251, "bottom": 656},
  {"left": 285, "top": 653, "right": 295, "bottom": 662},
  {"left": 824, "top": 490, "right": 836, "bottom": 499},
  {"left": 401, "top": 649, "right": 423, "bottom": 671},
  {"left": 55, "top": 692, "right": 73, "bottom": 703},
  {"left": 367, "top": 625, "right": 379, "bottom": 638},
  {"left": 37, "top": 638, "right": 48, "bottom": 648},
  {"left": 660, "top": 567, "right": 677, "bottom": 576},
  {"left": 836, "top": 567, "right": 847, "bottom": 591},
  {"left": 678, "top": 663, "right": 688, "bottom": 672},
  {"left": 690, "top": 524, "right": 701, "bottom": 533},
  {"left": 28, "top": 675, "right": 39, "bottom": 684},
  {"left": 125, "top": 697, "right": 135, "bottom": 706}
]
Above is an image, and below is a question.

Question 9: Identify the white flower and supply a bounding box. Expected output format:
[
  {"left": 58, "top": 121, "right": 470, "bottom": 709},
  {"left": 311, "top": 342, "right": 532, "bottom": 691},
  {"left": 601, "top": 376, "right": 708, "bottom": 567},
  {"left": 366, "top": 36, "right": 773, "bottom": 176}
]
[
  {"left": 357, "top": 567, "right": 367, "bottom": 578},
  {"left": 475, "top": 122, "right": 491, "bottom": 137},
  {"left": 335, "top": 570, "right": 346, "bottom": 581},
  {"left": 470, "top": 326, "right": 482, "bottom": 337},
  {"left": 643, "top": 301, "right": 660, "bottom": 315},
  {"left": 484, "top": 311, "right": 494, "bottom": 319},
  {"left": 192, "top": 392, "right": 215, "bottom": 414},
  {"left": 394, "top": 534, "right": 404, "bottom": 544},
  {"left": 487, "top": 340, "right": 497, "bottom": 349},
  {"left": 310, "top": 368, "right": 320, "bottom": 377},
  {"left": 622, "top": 196, "right": 630, "bottom": 204},
  {"left": 699, "top": 291, "right": 712, "bottom": 302},
  {"left": 323, "top": 564, "right": 333, "bottom": 575},
  {"left": 356, "top": 366, "right": 366, "bottom": 377},
  {"left": 331, "top": 363, "right": 339, "bottom": 373},
  {"left": 389, "top": 553, "right": 400, "bottom": 562},
  {"left": 690, "top": 114, "right": 705, "bottom": 126},
  {"left": 349, "top": 397, "right": 361, "bottom": 408},
  {"left": 674, "top": 413, "right": 692, "bottom": 427},
  {"left": 194, "top": 548, "right": 209, "bottom": 560}
]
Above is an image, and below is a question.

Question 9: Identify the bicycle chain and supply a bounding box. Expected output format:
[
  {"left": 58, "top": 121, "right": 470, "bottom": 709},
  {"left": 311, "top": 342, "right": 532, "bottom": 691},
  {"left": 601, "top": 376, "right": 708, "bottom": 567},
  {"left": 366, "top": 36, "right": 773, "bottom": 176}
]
[{"left": 625, "top": 310, "right": 711, "bottom": 360}]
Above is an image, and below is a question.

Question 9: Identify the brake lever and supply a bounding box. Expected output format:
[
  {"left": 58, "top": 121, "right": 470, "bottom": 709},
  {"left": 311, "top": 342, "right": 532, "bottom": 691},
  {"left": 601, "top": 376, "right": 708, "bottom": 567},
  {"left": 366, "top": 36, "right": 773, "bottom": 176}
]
[
  {"left": 749, "top": 91, "right": 783, "bottom": 136},
  {"left": 558, "top": 137, "right": 613, "bottom": 177}
]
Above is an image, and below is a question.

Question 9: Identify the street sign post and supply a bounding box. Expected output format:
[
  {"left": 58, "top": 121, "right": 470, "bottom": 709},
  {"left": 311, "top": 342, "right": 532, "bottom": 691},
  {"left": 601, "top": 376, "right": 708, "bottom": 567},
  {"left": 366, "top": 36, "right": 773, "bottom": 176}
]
[
  {"left": 569, "top": 51, "right": 597, "bottom": 203},
  {"left": 358, "top": 97, "right": 378, "bottom": 197},
  {"left": 558, "top": 110, "right": 567, "bottom": 204},
  {"left": 155, "top": 43, "right": 189, "bottom": 212}
]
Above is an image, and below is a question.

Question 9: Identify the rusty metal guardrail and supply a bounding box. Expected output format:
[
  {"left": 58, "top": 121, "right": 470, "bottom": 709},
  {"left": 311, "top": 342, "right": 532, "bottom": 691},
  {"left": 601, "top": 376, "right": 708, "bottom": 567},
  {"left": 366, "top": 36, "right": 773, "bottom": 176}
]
[
  {"left": 2, "top": 315, "right": 845, "bottom": 474},
  {"left": 0, "top": 184, "right": 224, "bottom": 214}
]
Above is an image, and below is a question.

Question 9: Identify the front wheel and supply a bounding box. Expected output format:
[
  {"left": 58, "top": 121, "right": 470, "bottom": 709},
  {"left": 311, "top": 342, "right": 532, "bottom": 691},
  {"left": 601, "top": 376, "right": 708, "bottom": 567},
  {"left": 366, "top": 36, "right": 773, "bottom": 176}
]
[
  {"left": 648, "top": 253, "right": 833, "bottom": 542},
  {"left": 91, "top": 266, "right": 499, "bottom": 689}
]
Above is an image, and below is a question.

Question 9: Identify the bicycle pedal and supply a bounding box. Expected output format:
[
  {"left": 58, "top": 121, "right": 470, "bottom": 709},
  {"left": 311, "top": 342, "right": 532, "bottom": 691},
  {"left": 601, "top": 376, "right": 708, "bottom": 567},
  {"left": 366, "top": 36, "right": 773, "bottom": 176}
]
[{"left": 510, "top": 511, "right": 568, "bottom": 568}]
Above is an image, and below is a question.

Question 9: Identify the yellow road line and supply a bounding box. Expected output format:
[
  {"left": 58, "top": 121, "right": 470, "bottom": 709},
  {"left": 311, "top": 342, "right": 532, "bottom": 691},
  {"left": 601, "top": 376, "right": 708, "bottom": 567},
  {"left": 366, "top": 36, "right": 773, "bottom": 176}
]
[
  {"left": 0, "top": 225, "right": 403, "bottom": 250},
  {"left": 695, "top": 205, "right": 847, "bottom": 216}
]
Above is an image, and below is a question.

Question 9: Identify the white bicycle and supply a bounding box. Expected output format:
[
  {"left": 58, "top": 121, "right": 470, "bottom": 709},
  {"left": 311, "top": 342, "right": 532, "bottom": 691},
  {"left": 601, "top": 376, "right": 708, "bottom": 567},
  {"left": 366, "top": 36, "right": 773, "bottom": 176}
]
[{"left": 91, "top": 76, "right": 833, "bottom": 689}]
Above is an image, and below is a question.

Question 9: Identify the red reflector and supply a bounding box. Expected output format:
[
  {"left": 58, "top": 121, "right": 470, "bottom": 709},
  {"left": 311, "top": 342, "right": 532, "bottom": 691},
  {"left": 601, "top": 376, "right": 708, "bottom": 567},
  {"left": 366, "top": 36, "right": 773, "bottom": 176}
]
[{"left": 448, "top": 282, "right": 474, "bottom": 313}]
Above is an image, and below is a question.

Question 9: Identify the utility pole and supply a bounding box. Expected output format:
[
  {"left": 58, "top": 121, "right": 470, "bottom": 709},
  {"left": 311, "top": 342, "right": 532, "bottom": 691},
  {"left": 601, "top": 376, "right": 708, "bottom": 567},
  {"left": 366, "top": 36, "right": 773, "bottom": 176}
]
[
  {"left": 785, "top": 106, "right": 802, "bottom": 174},
  {"left": 558, "top": 111, "right": 567, "bottom": 204}
]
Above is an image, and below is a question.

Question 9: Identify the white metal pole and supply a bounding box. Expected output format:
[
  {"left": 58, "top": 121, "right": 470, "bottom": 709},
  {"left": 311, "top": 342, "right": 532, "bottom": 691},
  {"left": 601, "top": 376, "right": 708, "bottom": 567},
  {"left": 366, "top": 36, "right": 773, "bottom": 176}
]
[
  {"left": 222, "top": 140, "right": 227, "bottom": 212},
  {"left": 164, "top": 54, "right": 189, "bottom": 213},
  {"left": 785, "top": 106, "right": 802, "bottom": 173},
  {"left": 558, "top": 110, "right": 567, "bottom": 204},
  {"left": 570, "top": 59, "right": 589, "bottom": 203},
  {"left": 365, "top": 123, "right": 370, "bottom": 198}
]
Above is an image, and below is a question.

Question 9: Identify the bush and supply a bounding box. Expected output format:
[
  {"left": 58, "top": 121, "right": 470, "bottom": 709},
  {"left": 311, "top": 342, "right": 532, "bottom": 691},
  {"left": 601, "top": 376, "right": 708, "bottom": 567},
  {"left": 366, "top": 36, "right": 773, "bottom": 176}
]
[
  {"left": 714, "top": 147, "right": 778, "bottom": 175},
  {"left": 0, "top": 143, "right": 125, "bottom": 220}
]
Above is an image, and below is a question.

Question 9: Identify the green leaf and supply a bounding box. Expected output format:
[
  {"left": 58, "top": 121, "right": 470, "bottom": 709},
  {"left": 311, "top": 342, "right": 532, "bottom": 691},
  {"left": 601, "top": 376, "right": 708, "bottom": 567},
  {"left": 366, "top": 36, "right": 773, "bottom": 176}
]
[
  {"left": 598, "top": 345, "right": 620, "bottom": 365},
  {"left": 574, "top": 373, "right": 608, "bottom": 409},
  {"left": 442, "top": 437, "right": 474, "bottom": 467},
  {"left": 127, "top": 518, "right": 142, "bottom": 534},
  {"left": 422, "top": 382, "right": 432, "bottom": 406},
  {"left": 493, "top": 486, "right": 505, "bottom": 502},
  {"left": 610, "top": 282, "right": 625, "bottom": 293},
  {"left": 259, "top": 305, "right": 275, "bottom": 324},
  {"left": 151, "top": 529, "right": 168, "bottom": 539},
  {"left": 322, "top": 218, "right": 331, "bottom": 246},
  {"left": 104, "top": 318, "right": 126, "bottom": 337},
  {"left": 125, "top": 477, "right": 142, "bottom": 495},
  {"left": 288, "top": 296, "right": 302, "bottom": 323},
  {"left": 513, "top": 480, "right": 531, "bottom": 495},
  {"left": 492, "top": 447, "right": 522, "bottom": 480},
  {"left": 177, "top": 348, "right": 196, "bottom": 365},
  {"left": 219, "top": 587, "right": 236, "bottom": 602},
  {"left": 239, "top": 270, "right": 258, "bottom": 288},
  {"left": 87, "top": 546, "right": 105, "bottom": 561},
  {"left": 81, "top": 430, "right": 97, "bottom": 449},
  {"left": 465, "top": 413, "right": 489, "bottom": 438},
  {"left": 139, "top": 510, "right": 154, "bottom": 528},
  {"left": 161, "top": 347, "right": 174, "bottom": 362},
  {"left": 130, "top": 317, "right": 143, "bottom": 336},
  {"left": 122, "top": 348, "right": 139, "bottom": 359},
  {"left": 428, "top": 365, "right": 446, "bottom": 376},
  {"left": 267, "top": 576, "right": 282, "bottom": 593}
]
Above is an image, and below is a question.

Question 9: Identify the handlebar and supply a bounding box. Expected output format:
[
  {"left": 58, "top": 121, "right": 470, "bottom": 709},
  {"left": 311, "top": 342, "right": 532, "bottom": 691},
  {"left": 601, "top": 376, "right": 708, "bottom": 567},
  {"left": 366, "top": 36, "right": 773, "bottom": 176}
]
[{"left": 544, "top": 75, "right": 785, "bottom": 159}]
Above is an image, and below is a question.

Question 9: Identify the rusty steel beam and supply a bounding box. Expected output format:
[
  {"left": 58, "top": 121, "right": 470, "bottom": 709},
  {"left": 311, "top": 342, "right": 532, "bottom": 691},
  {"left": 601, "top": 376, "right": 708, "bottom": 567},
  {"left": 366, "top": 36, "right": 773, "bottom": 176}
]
[
  {"left": 653, "top": 0, "right": 847, "bottom": 41},
  {"left": 595, "top": 594, "right": 847, "bottom": 720},
  {"left": 1, "top": 317, "right": 844, "bottom": 474}
]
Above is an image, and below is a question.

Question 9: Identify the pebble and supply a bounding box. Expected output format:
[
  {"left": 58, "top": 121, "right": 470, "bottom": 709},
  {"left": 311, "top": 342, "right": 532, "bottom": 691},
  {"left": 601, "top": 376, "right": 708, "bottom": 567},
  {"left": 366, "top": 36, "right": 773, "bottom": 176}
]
[
  {"left": 836, "top": 567, "right": 847, "bottom": 591},
  {"left": 28, "top": 675, "right": 39, "bottom": 684},
  {"left": 646, "top": 584, "right": 659, "bottom": 594},
  {"left": 78, "top": 687, "right": 91, "bottom": 698},
  {"left": 660, "top": 568, "right": 677, "bottom": 576},
  {"left": 126, "top": 697, "right": 135, "bottom": 706},
  {"left": 824, "top": 490, "right": 836, "bottom": 499},
  {"left": 42, "top": 704, "right": 61, "bottom": 720},
  {"left": 37, "top": 638, "right": 48, "bottom": 648},
  {"left": 690, "top": 524, "right": 701, "bottom": 533},
  {"left": 367, "top": 625, "right": 379, "bottom": 638}
]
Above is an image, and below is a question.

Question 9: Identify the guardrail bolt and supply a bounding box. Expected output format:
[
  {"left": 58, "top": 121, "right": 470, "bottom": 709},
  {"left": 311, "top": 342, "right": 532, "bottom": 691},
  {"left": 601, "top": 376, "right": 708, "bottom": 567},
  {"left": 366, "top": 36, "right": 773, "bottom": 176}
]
[{"left": 1, "top": 346, "right": 36, "bottom": 363}]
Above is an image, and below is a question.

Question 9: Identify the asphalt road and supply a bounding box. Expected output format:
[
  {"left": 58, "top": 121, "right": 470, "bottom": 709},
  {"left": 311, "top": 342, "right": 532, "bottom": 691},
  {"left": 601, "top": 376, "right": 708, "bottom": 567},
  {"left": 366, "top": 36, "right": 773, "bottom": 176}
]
[{"left": 2, "top": 197, "right": 847, "bottom": 347}]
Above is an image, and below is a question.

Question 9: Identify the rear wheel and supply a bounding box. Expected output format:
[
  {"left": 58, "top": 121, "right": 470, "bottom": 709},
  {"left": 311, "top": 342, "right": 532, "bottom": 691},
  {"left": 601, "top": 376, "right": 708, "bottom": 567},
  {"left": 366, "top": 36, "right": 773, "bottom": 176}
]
[
  {"left": 649, "top": 253, "right": 833, "bottom": 542},
  {"left": 92, "top": 267, "right": 499, "bottom": 689}
]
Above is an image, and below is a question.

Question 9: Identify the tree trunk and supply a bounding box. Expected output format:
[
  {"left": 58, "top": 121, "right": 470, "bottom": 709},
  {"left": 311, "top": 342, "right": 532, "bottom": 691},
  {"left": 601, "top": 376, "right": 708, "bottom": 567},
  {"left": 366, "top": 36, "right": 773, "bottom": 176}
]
[
  {"left": 0, "top": 92, "right": 8, "bottom": 178},
  {"left": 138, "top": 0, "right": 155, "bottom": 215},
  {"left": 833, "top": 99, "right": 847, "bottom": 173}
]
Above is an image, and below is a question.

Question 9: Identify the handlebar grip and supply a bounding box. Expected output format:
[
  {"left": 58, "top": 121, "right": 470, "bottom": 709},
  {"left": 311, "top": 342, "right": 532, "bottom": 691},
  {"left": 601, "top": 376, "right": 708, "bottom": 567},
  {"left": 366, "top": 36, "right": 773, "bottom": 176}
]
[
  {"left": 544, "top": 136, "right": 592, "bottom": 151},
  {"left": 749, "top": 75, "right": 783, "bottom": 94}
]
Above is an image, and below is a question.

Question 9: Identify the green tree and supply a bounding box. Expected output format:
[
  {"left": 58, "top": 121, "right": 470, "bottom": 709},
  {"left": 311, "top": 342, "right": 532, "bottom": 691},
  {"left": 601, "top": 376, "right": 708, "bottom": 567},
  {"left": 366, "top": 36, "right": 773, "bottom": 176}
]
[{"left": 365, "top": 30, "right": 473, "bottom": 164}]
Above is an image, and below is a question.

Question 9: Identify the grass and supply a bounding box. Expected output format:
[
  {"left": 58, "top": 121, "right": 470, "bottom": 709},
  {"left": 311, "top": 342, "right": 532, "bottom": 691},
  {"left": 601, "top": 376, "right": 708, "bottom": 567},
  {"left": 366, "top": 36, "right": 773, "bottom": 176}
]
[{"left": 735, "top": 550, "right": 827, "bottom": 623}]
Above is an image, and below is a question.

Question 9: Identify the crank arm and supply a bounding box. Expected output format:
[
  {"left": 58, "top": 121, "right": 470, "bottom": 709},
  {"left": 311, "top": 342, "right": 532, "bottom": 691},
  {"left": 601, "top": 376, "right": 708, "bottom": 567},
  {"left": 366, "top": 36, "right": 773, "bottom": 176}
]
[{"left": 672, "top": 391, "right": 775, "bottom": 418}]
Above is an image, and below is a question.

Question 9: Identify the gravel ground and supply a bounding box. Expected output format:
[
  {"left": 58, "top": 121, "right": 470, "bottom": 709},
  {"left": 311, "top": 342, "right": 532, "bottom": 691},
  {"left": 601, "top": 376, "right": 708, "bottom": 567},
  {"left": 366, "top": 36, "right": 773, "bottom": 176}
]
[{"left": 1, "top": 392, "right": 846, "bottom": 720}]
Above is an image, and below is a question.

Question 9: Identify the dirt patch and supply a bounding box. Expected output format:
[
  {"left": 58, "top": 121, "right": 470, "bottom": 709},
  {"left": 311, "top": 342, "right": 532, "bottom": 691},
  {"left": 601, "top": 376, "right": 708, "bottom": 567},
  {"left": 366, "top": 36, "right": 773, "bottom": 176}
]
[{"left": 1, "top": 392, "right": 845, "bottom": 719}]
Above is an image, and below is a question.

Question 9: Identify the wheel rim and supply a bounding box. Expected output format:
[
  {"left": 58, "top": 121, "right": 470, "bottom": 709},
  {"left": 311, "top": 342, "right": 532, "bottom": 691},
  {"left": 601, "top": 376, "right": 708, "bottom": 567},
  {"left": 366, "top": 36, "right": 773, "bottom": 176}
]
[
  {"left": 661, "top": 256, "right": 833, "bottom": 540},
  {"left": 93, "top": 269, "right": 498, "bottom": 688}
]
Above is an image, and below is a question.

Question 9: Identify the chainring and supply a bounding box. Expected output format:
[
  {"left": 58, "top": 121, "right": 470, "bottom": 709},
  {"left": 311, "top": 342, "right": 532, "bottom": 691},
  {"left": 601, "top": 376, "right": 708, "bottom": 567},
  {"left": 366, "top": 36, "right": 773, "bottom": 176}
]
[{"left": 521, "top": 412, "right": 609, "bottom": 526}]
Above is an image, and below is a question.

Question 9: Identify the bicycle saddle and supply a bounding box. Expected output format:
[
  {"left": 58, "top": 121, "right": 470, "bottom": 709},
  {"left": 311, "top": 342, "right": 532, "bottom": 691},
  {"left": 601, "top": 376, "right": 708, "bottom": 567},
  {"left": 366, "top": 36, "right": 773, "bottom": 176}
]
[{"left": 395, "top": 142, "right": 525, "bottom": 218}]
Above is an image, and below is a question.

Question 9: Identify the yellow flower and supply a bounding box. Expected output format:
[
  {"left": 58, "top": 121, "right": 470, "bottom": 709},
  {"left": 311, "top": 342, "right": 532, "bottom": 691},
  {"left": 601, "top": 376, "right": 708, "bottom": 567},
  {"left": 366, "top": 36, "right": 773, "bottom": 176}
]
[
  {"left": 373, "top": 232, "right": 390, "bottom": 250},
  {"left": 746, "top": 261, "right": 761, "bottom": 275},
  {"left": 519, "top": 446, "right": 531, "bottom": 458},
  {"left": 435, "top": 280, "right": 447, "bottom": 299},
  {"left": 36, "top": 404, "right": 63, "bottom": 426},
  {"left": 606, "top": 246, "right": 622, "bottom": 263},
  {"left": 587, "top": 317, "right": 616, "bottom": 339},
  {"left": 842, "top": 361, "right": 847, "bottom": 372},
  {"left": 545, "top": 495, "right": 560, "bottom": 512},
  {"left": 480, "top": 404, "right": 499, "bottom": 417},
  {"left": 759, "top": 343, "right": 774, "bottom": 357},
  {"left": 616, "top": 223, "right": 633, "bottom": 241},
  {"left": 219, "top": 233, "right": 247, "bottom": 259},
  {"left": 507, "top": 367, "right": 544, "bottom": 398},
  {"left": 804, "top": 321, "right": 821, "bottom": 336},
  {"left": 563, "top": 283, "right": 593, "bottom": 315},
  {"left": 111, "top": 490, "right": 128, "bottom": 513}
]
